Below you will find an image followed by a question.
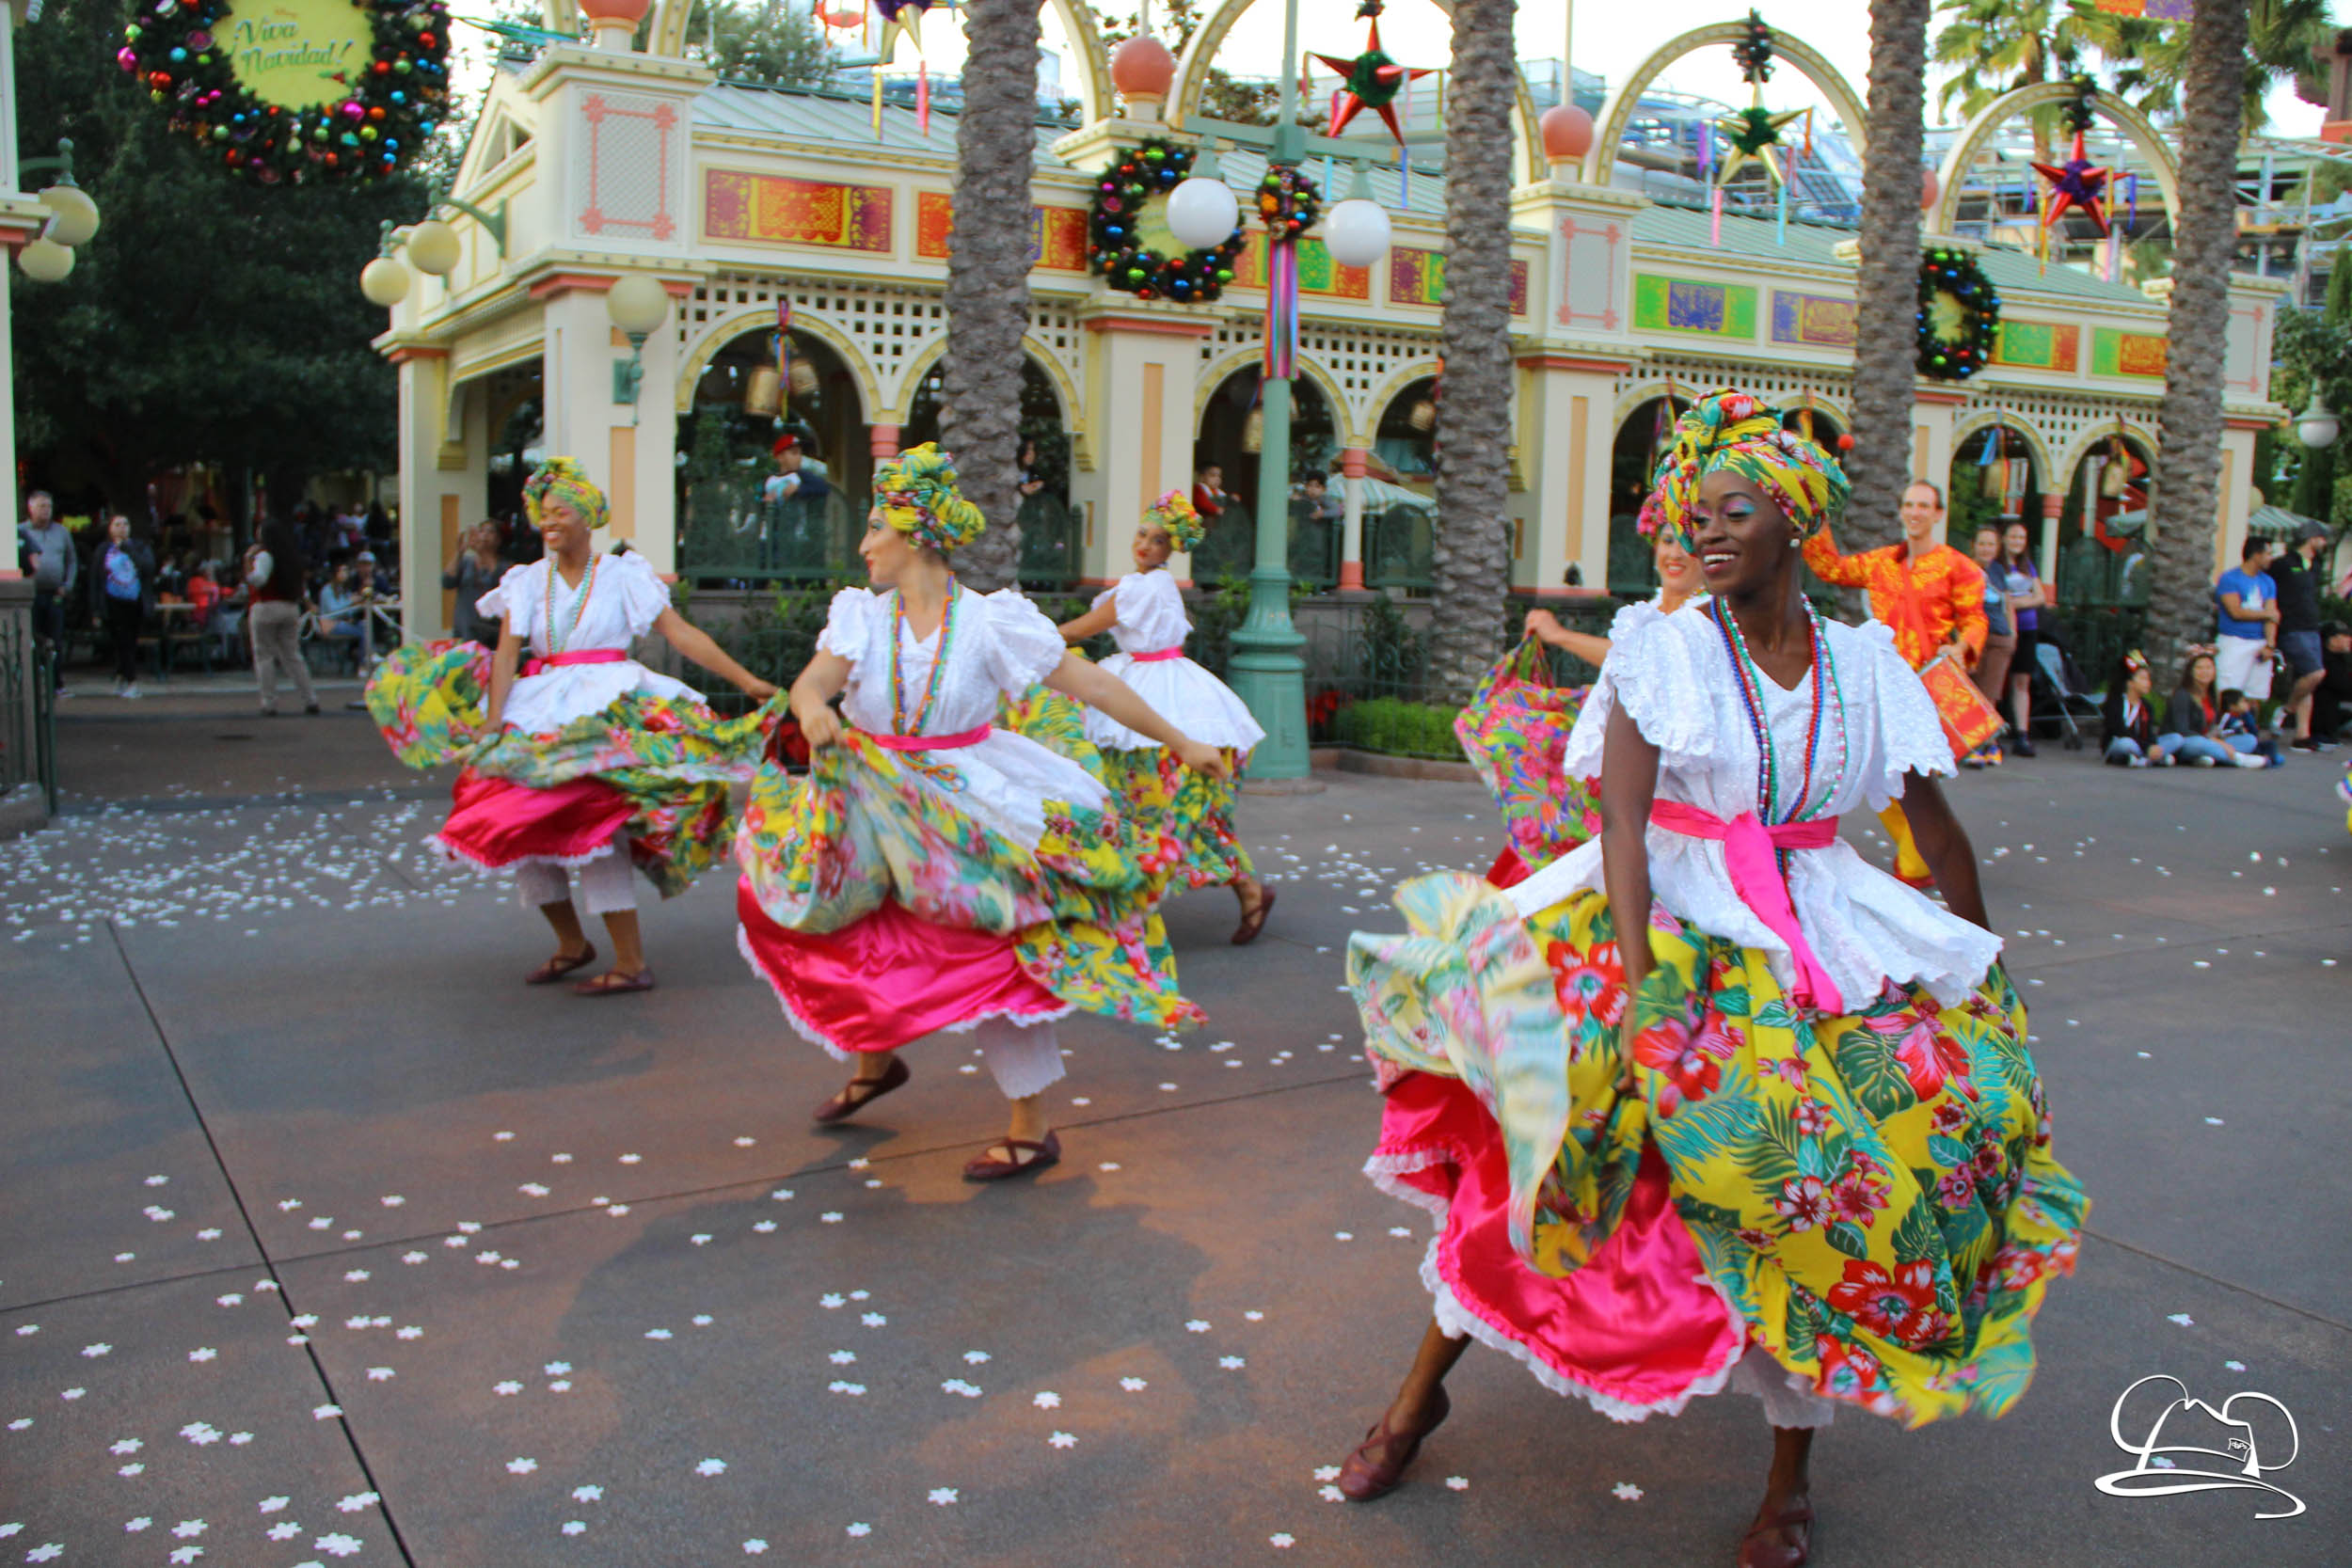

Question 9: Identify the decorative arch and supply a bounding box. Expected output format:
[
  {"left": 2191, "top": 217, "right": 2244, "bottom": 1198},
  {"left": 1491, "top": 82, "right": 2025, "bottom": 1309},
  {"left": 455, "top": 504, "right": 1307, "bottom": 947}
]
[
  {"left": 1609, "top": 380, "right": 1695, "bottom": 431},
  {"left": 2054, "top": 415, "right": 2157, "bottom": 483},
  {"left": 1165, "top": 0, "right": 1544, "bottom": 188},
  {"left": 1361, "top": 360, "right": 1445, "bottom": 448},
  {"left": 881, "top": 332, "right": 1089, "bottom": 453},
  {"left": 1929, "top": 82, "right": 2180, "bottom": 237},
  {"left": 1193, "top": 345, "right": 1351, "bottom": 444},
  {"left": 1949, "top": 408, "right": 2057, "bottom": 480},
  {"left": 1583, "top": 22, "right": 1867, "bottom": 190},
  {"left": 673, "top": 304, "right": 881, "bottom": 417}
]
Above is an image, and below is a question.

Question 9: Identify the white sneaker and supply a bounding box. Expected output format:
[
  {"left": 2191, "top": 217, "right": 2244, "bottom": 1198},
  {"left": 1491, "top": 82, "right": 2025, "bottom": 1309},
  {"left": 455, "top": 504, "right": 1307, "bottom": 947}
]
[
  {"left": 2233, "top": 751, "right": 2267, "bottom": 768},
  {"left": 2127, "top": 754, "right": 2149, "bottom": 768},
  {"left": 2189, "top": 753, "right": 2218, "bottom": 768},
  {"left": 120, "top": 682, "right": 143, "bottom": 700}
]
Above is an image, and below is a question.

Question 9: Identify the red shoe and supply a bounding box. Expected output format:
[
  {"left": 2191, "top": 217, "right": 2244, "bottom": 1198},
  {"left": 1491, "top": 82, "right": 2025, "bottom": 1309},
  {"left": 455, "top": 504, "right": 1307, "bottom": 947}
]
[
  {"left": 1895, "top": 870, "right": 1934, "bottom": 891},
  {"left": 1336, "top": 1386, "right": 1449, "bottom": 1501},
  {"left": 1739, "top": 1501, "right": 1813, "bottom": 1567}
]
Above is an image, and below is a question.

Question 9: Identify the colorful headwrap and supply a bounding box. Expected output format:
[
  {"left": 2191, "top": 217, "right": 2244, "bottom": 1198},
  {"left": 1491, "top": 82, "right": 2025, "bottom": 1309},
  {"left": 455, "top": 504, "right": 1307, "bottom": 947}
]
[
  {"left": 871, "top": 442, "right": 987, "bottom": 553},
  {"left": 2122, "top": 649, "right": 2151, "bottom": 678},
  {"left": 1636, "top": 388, "right": 1851, "bottom": 550},
  {"left": 522, "top": 457, "right": 610, "bottom": 535},
  {"left": 1143, "top": 488, "right": 1205, "bottom": 552}
]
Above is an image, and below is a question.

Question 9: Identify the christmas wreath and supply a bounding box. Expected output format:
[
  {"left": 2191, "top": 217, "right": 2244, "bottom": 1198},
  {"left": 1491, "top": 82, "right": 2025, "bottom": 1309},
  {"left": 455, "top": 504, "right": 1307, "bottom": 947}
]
[
  {"left": 1916, "top": 245, "right": 2000, "bottom": 381},
  {"left": 118, "top": 0, "right": 453, "bottom": 185},
  {"left": 1255, "top": 164, "right": 1320, "bottom": 236},
  {"left": 1089, "top": 136, "right": 1245, "bottom": 303}
]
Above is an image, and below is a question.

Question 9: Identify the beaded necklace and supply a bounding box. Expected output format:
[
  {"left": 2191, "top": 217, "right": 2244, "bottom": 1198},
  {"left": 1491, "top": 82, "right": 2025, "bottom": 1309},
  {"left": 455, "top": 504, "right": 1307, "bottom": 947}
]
[
  {"left": 1708, "top": 597, "right": 1848, "bottom": 825},
  {"left": 543, "top": 553, "right": 599, "bottom": 657},
  {"left": 889, "top": 578, "right": 958, "bottom": 736}
]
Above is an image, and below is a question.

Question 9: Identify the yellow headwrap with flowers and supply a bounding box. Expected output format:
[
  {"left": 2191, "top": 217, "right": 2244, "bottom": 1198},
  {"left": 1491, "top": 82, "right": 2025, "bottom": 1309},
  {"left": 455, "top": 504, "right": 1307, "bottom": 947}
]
[
  {"left": 1143, "top": 488, "right": 1205, "bottom": 552},
  {"left": 522, "top": 456, "right": 610, "bottom": 535},
  {"left": 1636, "top": 388, "right": 1850, "bottom": 551},
  {"left": 872, "top": 442, "right": 987, "bottom": 553}
]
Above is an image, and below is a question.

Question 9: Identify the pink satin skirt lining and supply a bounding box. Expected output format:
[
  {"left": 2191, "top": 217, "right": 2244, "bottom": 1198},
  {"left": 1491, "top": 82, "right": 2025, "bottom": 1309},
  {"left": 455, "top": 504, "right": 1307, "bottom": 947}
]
[
  {"left": 736, "top": 880, "right": 1065, "bottom": 1055},
  {"left": 1373, "top": 1071, "right": 1745, "bottom": 1417},
  {"left": 434, "top": 771, "right": 635, "bottom": 871}
]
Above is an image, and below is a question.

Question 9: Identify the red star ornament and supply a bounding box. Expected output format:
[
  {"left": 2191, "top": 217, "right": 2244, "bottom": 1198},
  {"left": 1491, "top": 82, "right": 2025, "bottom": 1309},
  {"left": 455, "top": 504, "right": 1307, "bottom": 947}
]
[
  {"left": 1311, "top": 18, "right": 1434, "bottom": 146},
  {"left": 2030, "top": 130, "right": 2114, "bottom": 236}
]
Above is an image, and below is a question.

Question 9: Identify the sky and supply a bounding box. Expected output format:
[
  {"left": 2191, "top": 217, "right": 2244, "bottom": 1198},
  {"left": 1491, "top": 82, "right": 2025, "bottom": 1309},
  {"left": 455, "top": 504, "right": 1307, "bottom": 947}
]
[{"left": 444, "top": 2, "right": 2327, "bottom": 143}]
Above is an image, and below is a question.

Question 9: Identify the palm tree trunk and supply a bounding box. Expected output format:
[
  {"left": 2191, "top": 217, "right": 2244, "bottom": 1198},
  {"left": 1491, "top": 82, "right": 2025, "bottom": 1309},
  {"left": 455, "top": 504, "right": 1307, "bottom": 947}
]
[
  {"left": 1426, "top": 0, "right": 1517, "bottom": 702},
  {"left": 938, "top": 0, "right": 1041, "bottom": 590},
  {"left": 1847, "top": 0, "right": 1931, "bottom": 552},
  {"left": 2144, "top": 0, "right": 2251, "bottom": 668}
]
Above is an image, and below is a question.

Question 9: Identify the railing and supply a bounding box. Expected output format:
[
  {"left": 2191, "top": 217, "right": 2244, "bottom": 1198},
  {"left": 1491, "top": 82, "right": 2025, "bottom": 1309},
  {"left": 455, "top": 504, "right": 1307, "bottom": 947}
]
[
  {"left": 0, "top": 583, "right": 58, "bottom": 821},
  {"left": 679, "top": 484, "right": 862, "bottom": 584}
]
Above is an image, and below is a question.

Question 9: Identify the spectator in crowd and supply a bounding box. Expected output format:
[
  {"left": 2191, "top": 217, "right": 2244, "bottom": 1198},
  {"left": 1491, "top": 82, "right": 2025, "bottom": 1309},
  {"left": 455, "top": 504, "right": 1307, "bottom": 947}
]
[
  {"left": 1192, "top": 462, "right": 1239, "bottom": 521},
  {"left": 353, "top": 547, "right": 391, "bottom": 600},
  {"left": 18, "top": 488, "right": 75, "bottom": 694},
  {"left": 246, "top": 516, "right": 319, "bottom": 716},
  {"left": 185, "top": 561, "right": 222, "bottom": 629},
  {"left": 1298, "top": 472, "right": 1345, "bottom": 526},
  {"left": 2216, "top": 689, "right": 2285, "bottom": 767},
  {"left": 443, "top": 520, "right": 507, "bottom": 646},
  {"left": 2312, "top": 621, "right": 2352, "bottom": 743},
  {"left": 2270, "top": 520, "right": 2333, "bottom": 752},
  {"left": 88, "top": 514, "right": 155, "bottom": 699},
  {"left": 1016, "top": 436, "right": 1046, "bottom": 500},
  {"left": 2164, "top": 650, "right": 2269, "bottom": 769},
  {"left": 1995, "top": 521, "right": 2049, "bottom": 757},
  {"left": 762, "top": 434, "right": 831, "bottom": 505},
  {"left": 2101, "top": 651, "right": 2175, "bottom": 768},
  {"left": 1965, "top": 525, "right": 2016, "bottom": 768},
  {"left": 316, "top": 559, "right": 364, "bottom": 665},
  {"left": 2212, "top": 535, "right": 2279, "bottom": 705}
]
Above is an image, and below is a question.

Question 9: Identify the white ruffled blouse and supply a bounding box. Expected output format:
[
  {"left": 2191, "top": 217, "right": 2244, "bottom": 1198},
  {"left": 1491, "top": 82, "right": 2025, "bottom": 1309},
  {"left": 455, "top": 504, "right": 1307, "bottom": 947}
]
[
  {"left": 819, "top": 584, "right": 1106, "bottom": 847},
  {"left": 477, "top": 552, "right": 700, "bottom": 735},
  {"left": 1081, "top": 570, "right": 1266, "bottom": 752},
  {"left": 1507, "top": 601, "right": 2002, "bottom": 1008}
]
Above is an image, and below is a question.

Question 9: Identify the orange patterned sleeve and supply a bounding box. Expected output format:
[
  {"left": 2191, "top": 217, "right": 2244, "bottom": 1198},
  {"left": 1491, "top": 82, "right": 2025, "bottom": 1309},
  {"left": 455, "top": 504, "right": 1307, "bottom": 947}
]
[{"left": 1800, "top": 526, "right": 1875, "bottom": 590}]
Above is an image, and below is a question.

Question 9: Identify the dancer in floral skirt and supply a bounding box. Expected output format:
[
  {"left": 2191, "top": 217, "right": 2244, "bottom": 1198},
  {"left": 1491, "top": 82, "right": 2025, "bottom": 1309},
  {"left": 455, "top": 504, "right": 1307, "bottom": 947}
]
[
  {"left": 736, "top": 447, "right": 1228, "bottom": 1180},
  {"left": 1056, "top": 490, "right": 1274, "bottom": 942},
  {"left": 366, "top": 458, "right": 778, "bottom": 994},
  {"left": 1332, "top": 393, "right": 2086, "bottom": 1568}
]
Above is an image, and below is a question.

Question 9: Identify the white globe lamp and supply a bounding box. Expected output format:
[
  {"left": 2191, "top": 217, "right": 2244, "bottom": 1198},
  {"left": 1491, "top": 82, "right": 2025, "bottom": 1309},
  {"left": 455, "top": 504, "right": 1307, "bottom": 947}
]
[
  {"left": 405, "top": 218, "right": 462, "bottom": 277},
  {"left": 2296, "top": 392, "right": 2339, "bottom": 452},
  {"left": 38, "top": 183, "right": 100, "bottom": 248},
  {"left": 1322, "top": 198, "right": 1391, "bottom": 268},
  {"left": 360, "top": 256, "right": 413, "bottom": 307},
  {"left": 1165, "top": 173, "right": 1240, "bottom": 252},
  {"left": 19, "top": 238, "right": 74, "bottom": 282}
]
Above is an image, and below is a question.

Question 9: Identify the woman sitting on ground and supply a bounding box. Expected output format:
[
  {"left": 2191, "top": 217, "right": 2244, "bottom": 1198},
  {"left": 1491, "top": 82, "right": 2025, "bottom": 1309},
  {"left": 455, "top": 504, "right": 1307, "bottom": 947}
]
[
  {"left": 2100, "top": 652, "right": 2174, "bottom": 768},
  {"left": 2163, "top": 650, "right": 2269, "bottom": 769}
]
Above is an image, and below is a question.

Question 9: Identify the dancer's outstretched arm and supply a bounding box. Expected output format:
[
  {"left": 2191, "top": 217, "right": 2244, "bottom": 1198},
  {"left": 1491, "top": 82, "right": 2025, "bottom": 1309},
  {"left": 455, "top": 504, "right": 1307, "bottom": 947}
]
[
  {"left": 1044, "top": 653, "right": 1229, "bottom": 778},
  {"left": 652, "top": 607, "right": 778, "bottom": 702}
]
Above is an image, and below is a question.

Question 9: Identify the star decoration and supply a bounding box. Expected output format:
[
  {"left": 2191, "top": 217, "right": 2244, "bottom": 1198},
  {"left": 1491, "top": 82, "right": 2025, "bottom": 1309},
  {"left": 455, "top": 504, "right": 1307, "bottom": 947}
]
[
  {"left": 2031, "top": 130, "right": 2113, "bottom": 235},
  {"left": 1711, "top": 103, "right": 1808, "bottom": 189},
  {"left": 874, "top": 0, "right": 933, "bottom": 60},
  {"left": 1311, "top": 16, "right": 1433, "bottom": 147}
]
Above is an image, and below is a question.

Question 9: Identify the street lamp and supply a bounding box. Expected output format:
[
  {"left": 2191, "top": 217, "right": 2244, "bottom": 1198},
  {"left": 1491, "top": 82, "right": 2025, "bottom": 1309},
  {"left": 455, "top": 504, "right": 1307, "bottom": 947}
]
[
  {"left": 606, "top": 275, "right": 673, "bottom": 426},
  {"left": 2296, "top": 390, "right": 2339, "bottom": 451},
  {"left": 16, "top": 138, "right": 102, "bottom": 284},
  {"left": 1182, "top": 4, "right": 1397, "bottom": 781}
]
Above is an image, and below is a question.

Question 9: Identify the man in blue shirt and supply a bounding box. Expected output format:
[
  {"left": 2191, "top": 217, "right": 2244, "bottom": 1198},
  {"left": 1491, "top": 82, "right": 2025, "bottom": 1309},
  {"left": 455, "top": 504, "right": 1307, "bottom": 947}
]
[{"left": 2213, "top": 536, "right": 2279, "bottom": 702}]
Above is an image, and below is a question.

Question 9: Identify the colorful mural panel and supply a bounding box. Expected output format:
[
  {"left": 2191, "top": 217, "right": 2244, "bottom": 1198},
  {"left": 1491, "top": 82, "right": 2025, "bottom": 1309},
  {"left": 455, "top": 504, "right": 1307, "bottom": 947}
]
[
  {"left": 1388, "top": 246, "right": 1531, "bottom": 316},
  {"left": 1231, "top": 233, "right": 1371, "bottom": 298},
  {"left": 705, "top": 170, "right": 893, "bottom": 252},
  {"left": 1769, "top": 291, "right": 1858, "bottom": 348},
  {"left": 914, "top": 191, "right": 1089, "bottom": 272},
  {"left": 2091, "top": 327, "right": 2168, "bottom": 378},
  {"left": 1632, "top": 275, "right": 1758, "bottom": 340},
  {"left": 1990, "top": 320, "right": 2082, "bottom": 372}
]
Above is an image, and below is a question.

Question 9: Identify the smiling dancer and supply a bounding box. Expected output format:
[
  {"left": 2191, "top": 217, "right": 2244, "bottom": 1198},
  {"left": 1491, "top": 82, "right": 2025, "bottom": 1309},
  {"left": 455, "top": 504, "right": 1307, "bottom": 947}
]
[
  {"left": 367, "top": 458, "right": 779, "bottom": 994},
  {"left": 1056, "top": 490, "right": 1273, "bottom": 942},
  {"left": 736, "top": 446, "right": 1228, "bottom": 1180},
  {"left": 1333, "top": 393, "right": 2085, "bottom": 1568}
]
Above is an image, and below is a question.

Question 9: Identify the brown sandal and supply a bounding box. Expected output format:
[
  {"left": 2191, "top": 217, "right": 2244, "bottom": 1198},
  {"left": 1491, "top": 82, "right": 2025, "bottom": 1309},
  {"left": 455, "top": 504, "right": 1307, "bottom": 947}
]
[
  {"left": 571, "top": 967, "right": 655, "bottom": 996},
  {"left": 525, "top": 943, "right": 596, "bottom": 985},
  {"left": 1231, "top": 882, "right": 1277, "bottom": 945},
  {"left": 1336, "top": 1386, "right": 1449, "bottom": 1501},
  {"left": 961, "top": 1131, "right": 1060, "bottom": 1182},
  {"left": 1737, "top": 1502, "right": 1814, "bottom": 1568},
  {"left": 813, "top": 1056, "right": 910, "bottom": 1124}
]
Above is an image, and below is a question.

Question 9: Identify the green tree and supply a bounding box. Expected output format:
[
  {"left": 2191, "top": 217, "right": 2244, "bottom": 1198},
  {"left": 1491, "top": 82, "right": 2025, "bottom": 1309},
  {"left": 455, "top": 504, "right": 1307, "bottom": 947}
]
[
  {"left": 1849, "top": 0, "right": 1933, "bottom": 552},
  {"left": 1425, "top": 0, "right": 1517, "bottom": 699},
  {"left": 2104, "top": 0, "right": 2332, "bottom": 134},
  {"left": 2144, "top": 0, "right": 2254, "bottom": 668},
  {"left": 1927, "top": 0, "right": 2114, "bottom": 158},
  {"left": 939, "top": 0, "right": 1044, "bottom": 589},
  {"left": 10, "top": 0, "right": 428, "bottom": 530},
  {"left": 688, "top": 0, "right": 840, "bottom": 87}
]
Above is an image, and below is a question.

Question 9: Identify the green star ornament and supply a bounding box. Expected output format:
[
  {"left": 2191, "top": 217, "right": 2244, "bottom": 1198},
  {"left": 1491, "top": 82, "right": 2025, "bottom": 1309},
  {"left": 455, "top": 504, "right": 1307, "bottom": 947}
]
[{"left": 1711, "top": 103, "right": 1807, "bottom": 189}]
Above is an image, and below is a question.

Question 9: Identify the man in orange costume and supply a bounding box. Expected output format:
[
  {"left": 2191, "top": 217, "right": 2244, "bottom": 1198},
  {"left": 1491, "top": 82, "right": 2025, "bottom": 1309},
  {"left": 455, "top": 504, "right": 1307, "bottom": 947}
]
[{"left": 1804, "top": 480, "right": 1988, "bottom": 886}]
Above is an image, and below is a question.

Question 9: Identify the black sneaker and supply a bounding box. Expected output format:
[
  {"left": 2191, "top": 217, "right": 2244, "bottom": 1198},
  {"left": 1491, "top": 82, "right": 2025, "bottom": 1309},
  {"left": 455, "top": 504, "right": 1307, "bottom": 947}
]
[
  {"left": 2294, "top": 736, "right": 2325, "bottom": 752},
  {"left": 2010, "top": 735, "right": 2038, "bottom": 757}
]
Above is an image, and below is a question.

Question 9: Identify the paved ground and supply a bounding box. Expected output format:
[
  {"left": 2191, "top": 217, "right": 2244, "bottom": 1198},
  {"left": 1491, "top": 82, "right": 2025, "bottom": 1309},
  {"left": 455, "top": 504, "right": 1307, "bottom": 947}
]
[{"left": 4, "top": 689, "right": 2349, "bottom": 1566}]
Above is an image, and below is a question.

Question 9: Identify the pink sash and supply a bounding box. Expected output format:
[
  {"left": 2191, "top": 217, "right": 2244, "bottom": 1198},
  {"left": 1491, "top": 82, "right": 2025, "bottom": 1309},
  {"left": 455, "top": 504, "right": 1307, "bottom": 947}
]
[
  {"left": 1649, "top": 800, "right": 1845, "bottom": 1014},
  {"left": 1130, "top": 646, "right": 1185, "bottom": 663},
  {"left": 868, "top": 724, "right": 991, "bottom": 752},
  {"left": 521, "top": 647, "right": 627, "bottom": 678}
]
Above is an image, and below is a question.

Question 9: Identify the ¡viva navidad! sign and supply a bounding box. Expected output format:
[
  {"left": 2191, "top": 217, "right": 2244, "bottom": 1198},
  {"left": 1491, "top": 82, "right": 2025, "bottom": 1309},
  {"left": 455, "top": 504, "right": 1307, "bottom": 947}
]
[{"left": 222, "top": 0, "right": 374, "bottom": 111}]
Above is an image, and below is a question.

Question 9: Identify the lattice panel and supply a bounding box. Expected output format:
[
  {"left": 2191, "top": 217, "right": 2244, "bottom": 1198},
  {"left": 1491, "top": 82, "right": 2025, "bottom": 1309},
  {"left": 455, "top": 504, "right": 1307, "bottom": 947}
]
[
  {"left": 1201, "top": 317, "right": 1440, "bottom": 433},
  {"left": 1614, "top": 356, "right": 1856, "bottom": 416},
  {"left": 1962, "top": 388, "right": 2159, "bottom": 474},
  {"left": 682, "top": 275, "right": 1085, "bottom": 419}
]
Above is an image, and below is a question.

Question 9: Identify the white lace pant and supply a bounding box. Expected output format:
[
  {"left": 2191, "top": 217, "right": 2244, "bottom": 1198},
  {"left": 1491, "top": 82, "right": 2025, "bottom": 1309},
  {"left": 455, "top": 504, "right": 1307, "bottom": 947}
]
[
  {"left": 1727, "top": 1345, "right": 1837, "bottom": 1429},
  {"left": 971, "top": 1016, "right": 1066, "bottom": 1101},
  {"left": 513, "top": 830, "right": 637, "bottom": 916}
]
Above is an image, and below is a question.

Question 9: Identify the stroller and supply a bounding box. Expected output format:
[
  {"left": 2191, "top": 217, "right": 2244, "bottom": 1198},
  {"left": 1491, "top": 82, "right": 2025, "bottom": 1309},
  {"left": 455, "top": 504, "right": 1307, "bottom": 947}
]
[{"left": 2027, "top": 632, "right": 2098, "bottom": 752}]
